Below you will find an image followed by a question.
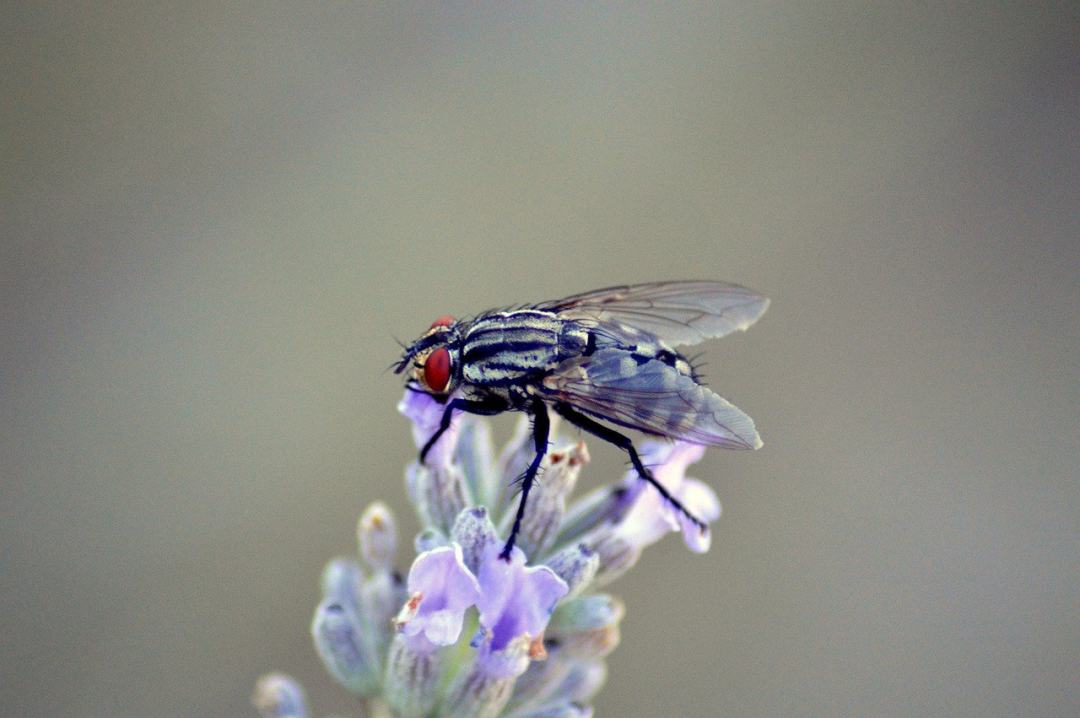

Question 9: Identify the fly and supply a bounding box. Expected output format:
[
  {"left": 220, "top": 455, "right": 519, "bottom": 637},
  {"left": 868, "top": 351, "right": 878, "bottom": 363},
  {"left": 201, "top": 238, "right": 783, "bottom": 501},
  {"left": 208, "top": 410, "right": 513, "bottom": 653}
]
[{"left": 393, "top": 280, "right": 769, "bottom": 560}]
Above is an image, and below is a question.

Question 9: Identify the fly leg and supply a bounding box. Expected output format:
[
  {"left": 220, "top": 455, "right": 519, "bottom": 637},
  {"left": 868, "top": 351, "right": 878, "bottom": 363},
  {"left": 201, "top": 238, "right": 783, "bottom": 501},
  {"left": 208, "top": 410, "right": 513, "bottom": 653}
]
[
  {"left": 500, "top": 398, "right": 550, "bottom": 560},
  {"left": 552, "top": 402, "right": 707, "bottom": 533},
  {"left": 420, "top": 396, "right": 506, "bottom": 464}
]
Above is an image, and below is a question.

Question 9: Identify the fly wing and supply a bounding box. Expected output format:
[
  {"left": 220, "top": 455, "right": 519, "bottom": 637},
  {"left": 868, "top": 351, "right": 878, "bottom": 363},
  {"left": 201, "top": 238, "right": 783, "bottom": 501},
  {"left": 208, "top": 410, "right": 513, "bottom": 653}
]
[
  {"left": 535, "top": 280, "right": 768, "bottom": 347},
  {"left": 542, "top": 349, "right": 762, "bottom": 449}
]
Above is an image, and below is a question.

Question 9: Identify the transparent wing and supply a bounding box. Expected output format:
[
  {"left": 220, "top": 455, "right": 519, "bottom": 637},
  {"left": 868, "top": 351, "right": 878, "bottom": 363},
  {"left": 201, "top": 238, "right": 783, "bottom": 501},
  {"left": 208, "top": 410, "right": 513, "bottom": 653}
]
[
  {"left": 542, "top": 349, "right": 762, "bottom": 450},
  {"left": 535, "top": 280, "right": 769, "bottom": 346}
]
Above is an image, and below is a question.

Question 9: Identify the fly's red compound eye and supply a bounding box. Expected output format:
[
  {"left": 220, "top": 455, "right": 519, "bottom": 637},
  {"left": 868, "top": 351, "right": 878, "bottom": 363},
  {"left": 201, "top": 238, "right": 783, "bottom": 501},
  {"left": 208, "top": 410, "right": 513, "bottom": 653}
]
[
  {"left": 430, "top": 315, "right": 455, "bottom": 329},
  {"left": 423, "top": 347, "right": 451, "bottom": 392}
]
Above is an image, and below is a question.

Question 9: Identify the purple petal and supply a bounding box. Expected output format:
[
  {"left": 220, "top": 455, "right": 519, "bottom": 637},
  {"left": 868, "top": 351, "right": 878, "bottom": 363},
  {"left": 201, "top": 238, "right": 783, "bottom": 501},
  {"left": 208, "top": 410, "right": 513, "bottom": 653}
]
[
  {"left": 613, "top": 441, "right": 720, "bottom": 552},
  {"left": 679, "top": 477, "right": 721, "bottom": 521},
  {"left": 475, "top": 634, "right": 535, "bottom": 679},
  {"left": 396, "top": 545, "right": 480, "bottom": 648},
  {"left": 398, "top": 389, "right": 461, "bottom": 466},
  {"left": 678, "top": 516, "right": 711, "bottom": 553},
  {"left": 476, "top": 545, "right": 568, "bottom": 652},
  {"left": 649, "top": 441, "right": 706, "bottom": 485}
]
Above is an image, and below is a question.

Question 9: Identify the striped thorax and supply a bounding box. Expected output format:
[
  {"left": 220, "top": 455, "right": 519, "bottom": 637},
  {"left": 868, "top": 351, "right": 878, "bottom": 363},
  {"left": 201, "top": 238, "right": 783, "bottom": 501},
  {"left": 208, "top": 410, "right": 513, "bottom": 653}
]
[{"left": 461, "top": 311, "right": 586, "bottom": 390}]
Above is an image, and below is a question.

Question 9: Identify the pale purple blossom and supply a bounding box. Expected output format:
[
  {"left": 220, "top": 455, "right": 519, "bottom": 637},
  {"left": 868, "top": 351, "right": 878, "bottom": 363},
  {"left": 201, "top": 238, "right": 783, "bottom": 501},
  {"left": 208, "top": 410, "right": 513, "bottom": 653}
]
[
  {"left": 397, "top": 389, "right": 460, "bottom": 467},
  {"left": 610, "top": 441, "right": 721, "bottom": 553},
  {"left": 393, "top": 544, "right": 480, "bottom": 650},
  {"left": 473, "top": 544, "right": 569, "bottom": 678}
]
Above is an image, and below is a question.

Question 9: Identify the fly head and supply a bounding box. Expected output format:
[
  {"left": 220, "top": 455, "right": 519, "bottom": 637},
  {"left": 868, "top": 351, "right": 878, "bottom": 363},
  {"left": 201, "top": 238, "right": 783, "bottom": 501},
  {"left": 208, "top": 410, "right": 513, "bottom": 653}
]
[{"left": 393, "top": 315, "right": 463, "bottom": 396}]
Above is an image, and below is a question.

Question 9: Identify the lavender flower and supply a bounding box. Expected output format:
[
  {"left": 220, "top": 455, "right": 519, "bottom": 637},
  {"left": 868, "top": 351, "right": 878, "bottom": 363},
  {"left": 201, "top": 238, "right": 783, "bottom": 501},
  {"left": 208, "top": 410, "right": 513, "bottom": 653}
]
[
  {"left": 604, "top": 441, "right": 721, "bottom": 554},
  {"left": 255, "top": 390, "right": 727, "bottom": 717},
  {"left": 473, "top": 544, "right": 568, "bottom": 672},
  {"left": 395, "top": 544, "right": 481, "bottom": 648}
]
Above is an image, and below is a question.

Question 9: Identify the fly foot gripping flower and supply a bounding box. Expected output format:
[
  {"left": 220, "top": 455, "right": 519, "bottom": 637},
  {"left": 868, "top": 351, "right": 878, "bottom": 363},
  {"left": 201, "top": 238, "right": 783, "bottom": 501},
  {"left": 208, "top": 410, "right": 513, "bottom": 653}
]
[{"left": 255, "top": 389, "right": 727, "bottom": 717}]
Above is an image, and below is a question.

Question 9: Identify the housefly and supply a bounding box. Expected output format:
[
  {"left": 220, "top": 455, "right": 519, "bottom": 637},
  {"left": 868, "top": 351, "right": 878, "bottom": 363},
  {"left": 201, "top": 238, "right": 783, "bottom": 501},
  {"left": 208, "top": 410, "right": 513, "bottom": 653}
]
[{"left": 393, "top": 281, "right": 768, "bottom": 559}]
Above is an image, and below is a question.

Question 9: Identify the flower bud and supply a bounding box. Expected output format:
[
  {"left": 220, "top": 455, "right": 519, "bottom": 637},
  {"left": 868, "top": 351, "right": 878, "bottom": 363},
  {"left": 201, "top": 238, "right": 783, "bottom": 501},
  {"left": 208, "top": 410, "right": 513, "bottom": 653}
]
[
  {"left": 508, "top": 657, "right": 571, "bottom": 712},
  {"left": 497, "top": 414, "right": 561, "bottom": 502},
  {"left": 414, "top": 527, "right": 445, "bottom": 554},
  {"left": 554, "top": 480, "right": 639, "bottom": 548},
  {"left": 546, "top": 595, "right": 624, "bottom": 659},
  {"left": 406, "top": 462, "right": 471, "bottom": 535},
  {"left": 319, "top": 558, "right": 362, "bottom": 609},
  {"left": 509, "top": 656, "right": 605, "bottom": 714},
  {"left": 359, "top": 570, "right": 405, "bottom": 663},
  {"left": 452, "top": 506, "right": 498, "bottom": 574},
  {"left": 311, "top": 599, "right": 380, "bottom": 696},
  {"left": 439, "top": 655, "right": 517, "bottom": 718},
  {"left": 512, "top": 702, "right": 594, "bottom": 718},
  {"left": 497, "top": 415, "right": 536, "bottom": 506},
  {"left": 516, "top": 442, "right": 589, "bottom": 558},
  {"left": 587, "top": 531, "right": 642, "bottom": 586},
  {"left": 358, "top": 501, "right": 397, "bottom": 573},
  {"left": 384, "top": 634, "right": 444, "bottom": 718},
  {"left": 251, "top": 673, "right": 309, "bottom": 718},
  {"left": 544, "top": 543, "right": 600, "bottom": 599},
  {"left": 456, "top": 415, "right": 499, "bottom": 507},
  {"left": 553, "top": 660, "right": 606, "bottom": 704}
]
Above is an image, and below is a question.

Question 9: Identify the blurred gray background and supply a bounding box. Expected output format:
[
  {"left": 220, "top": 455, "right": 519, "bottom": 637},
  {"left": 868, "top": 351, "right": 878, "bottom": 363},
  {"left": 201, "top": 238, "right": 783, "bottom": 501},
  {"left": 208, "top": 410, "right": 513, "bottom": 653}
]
[{"left": 3, "top": 3, "right": 1078, "bottom": 717}]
